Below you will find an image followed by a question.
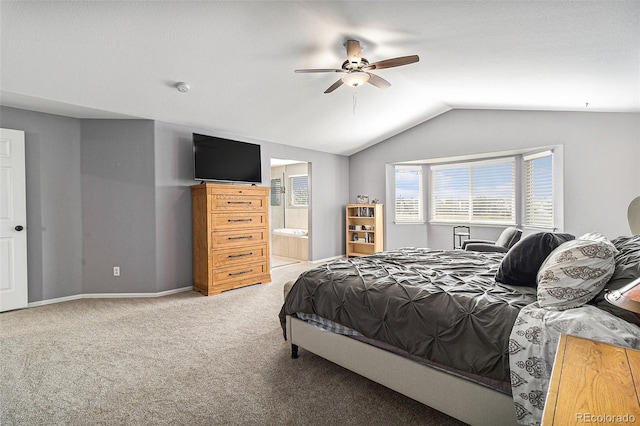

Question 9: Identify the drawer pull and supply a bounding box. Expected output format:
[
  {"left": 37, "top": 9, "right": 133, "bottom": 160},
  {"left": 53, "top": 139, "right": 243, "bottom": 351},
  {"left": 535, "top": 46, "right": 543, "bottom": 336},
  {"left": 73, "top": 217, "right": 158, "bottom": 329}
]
[
  {"left": 228, "top": 218, "right": 252, "bottom": 223},
  {"left": 227, "top": 201, "right": 252, "bottom": 205},
  {"left": 228, "top": 252, "right": 254, "bottom": 259},
  {"left": 228, "top": 269, "right": 253, "bottom": 277},
  {"left": 227, "top": 235, "right": 253, "bottom": 240}
]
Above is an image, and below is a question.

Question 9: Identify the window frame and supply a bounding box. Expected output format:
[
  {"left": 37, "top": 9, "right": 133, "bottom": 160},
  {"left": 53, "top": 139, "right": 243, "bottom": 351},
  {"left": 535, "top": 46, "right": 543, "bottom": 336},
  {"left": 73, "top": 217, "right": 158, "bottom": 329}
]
[
  {"left": 429, "top": 157, "right": 517, "bottom": 225},
  {"left": 288, "top": 174, "right": 309, "bottom": 207},
  {"left": 523, "top": 150, "right": 555, "bottom": 230},
  {"left": 389, "top": 145, "right": 562, "bottom": 231},
  {"left": 394, "top": 165, "right": 424, "bottom": 224}
]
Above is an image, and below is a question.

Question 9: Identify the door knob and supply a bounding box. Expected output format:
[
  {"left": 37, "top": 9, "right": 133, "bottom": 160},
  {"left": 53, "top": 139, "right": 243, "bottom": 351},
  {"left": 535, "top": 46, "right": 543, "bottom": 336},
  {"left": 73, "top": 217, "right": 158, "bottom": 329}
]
[{"left": 15, "top": 225, "right": 24, "bottom": 231}]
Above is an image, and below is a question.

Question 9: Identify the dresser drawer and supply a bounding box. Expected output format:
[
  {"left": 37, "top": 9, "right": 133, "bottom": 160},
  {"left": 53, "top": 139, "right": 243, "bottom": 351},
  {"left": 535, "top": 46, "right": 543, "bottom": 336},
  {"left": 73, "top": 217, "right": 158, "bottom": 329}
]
[
  {"left": 207, "top": 185, "right": 269, "bottom": 198},
  {"left": 212, "top": 228, "right": 268, "bottom": 248},
  {"left": 212, "top": 244, "right": 268, "bottom": 267},
  {"left": 212, "top": 212, "right": 267, "bottom": 230},
  {"left": 210, "top": 194, "right": 267, "bottom": 212},
  {"left": 211, "top": 261, "right": 268, "bottom": 286}
]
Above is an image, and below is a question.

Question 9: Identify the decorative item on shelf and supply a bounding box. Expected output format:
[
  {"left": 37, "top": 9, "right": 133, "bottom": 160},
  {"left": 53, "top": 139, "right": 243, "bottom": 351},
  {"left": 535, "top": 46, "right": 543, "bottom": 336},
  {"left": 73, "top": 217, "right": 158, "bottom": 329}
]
[
  {"left": 352, "top": 233, "right": 359, "bottom": 242},
  {"left": 357, "top": 206, "right": 372, "bottom": 217},
  {"left": 356, "top": 195, "right": 369, "bottom": 204},
  {"left": 605, "top": 277, "right": 640, "bottom": 314},
  {"left": 372, "top": 198, "right": 379, "bottom": 204}
]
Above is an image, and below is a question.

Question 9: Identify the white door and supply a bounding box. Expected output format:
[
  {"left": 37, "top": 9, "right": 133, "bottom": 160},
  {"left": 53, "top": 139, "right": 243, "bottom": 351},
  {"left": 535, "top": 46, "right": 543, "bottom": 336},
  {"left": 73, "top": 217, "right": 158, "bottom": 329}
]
[{"left": 0, "top": 128, "right": 27, "bottom": 312}]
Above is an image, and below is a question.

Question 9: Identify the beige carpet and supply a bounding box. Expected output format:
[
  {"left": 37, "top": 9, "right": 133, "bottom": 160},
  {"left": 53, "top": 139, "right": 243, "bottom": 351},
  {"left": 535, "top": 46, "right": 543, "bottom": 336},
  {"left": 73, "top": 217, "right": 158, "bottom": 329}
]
[
  {"left": 271, "top": 256, "right": 301, "bottom": 269},
  {"left": 0, "top": 262, "right": 464, "bottom": 426}
]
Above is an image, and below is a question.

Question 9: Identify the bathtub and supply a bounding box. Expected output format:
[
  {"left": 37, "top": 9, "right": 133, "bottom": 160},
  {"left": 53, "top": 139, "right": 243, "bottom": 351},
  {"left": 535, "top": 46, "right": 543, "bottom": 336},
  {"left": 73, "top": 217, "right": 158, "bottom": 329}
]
[
  {"left": 272, "top": 228, "right": 309, "bottom": 261},
  {"left": 273, "top": 228, "right": 308, "bottom": 237}
]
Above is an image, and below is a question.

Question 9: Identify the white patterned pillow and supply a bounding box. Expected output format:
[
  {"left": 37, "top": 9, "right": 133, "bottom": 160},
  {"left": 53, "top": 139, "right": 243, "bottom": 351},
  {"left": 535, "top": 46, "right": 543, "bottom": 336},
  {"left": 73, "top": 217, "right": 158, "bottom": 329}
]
[
  {"left": 578, "top": 232, "right": 618, "bottom": 250},
  {"left": 536, "top": 238, "right": 618, "bottom": 310}
]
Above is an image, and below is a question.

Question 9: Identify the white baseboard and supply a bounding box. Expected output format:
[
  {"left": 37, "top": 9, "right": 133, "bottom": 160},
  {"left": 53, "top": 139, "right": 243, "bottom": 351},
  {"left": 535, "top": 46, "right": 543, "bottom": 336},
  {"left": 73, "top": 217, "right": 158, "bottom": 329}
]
[
  {"left": 28, "top": 286, "right": 193, "bottom": 308},
  {"left": 310, "top": 255, "right": 344, "bottom": 264}
]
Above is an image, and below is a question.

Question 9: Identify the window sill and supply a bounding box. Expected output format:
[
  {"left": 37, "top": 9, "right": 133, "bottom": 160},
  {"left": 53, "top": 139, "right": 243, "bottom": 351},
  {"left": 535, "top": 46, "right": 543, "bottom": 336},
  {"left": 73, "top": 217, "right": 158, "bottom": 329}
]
[
  {"left": 429, "top": 221, "right": 517, "bottom": 227},
  {"left": 394, "top": 221, "right": 426, "bottom": 225}
]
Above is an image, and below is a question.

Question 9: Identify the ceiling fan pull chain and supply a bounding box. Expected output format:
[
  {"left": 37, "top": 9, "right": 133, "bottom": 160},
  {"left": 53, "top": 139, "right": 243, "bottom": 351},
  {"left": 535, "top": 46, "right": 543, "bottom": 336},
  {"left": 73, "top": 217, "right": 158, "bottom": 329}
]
[{"left": 353, "top": 89, "right": 357, "bottom": 115}]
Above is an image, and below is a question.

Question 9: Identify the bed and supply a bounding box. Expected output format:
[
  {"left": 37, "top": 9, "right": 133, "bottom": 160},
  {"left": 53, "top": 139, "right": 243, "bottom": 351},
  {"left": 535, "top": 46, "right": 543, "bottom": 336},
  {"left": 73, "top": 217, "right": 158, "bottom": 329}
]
[{"left": 279, "top": 234, "right": 640, "bottom": 426}]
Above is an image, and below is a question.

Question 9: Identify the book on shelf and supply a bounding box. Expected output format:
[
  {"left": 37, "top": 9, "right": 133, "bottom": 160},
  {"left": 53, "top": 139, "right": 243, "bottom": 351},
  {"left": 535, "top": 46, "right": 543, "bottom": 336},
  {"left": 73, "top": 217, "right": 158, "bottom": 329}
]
[{"left": 355, "top": 207, "right": 375, "bottom": 217}]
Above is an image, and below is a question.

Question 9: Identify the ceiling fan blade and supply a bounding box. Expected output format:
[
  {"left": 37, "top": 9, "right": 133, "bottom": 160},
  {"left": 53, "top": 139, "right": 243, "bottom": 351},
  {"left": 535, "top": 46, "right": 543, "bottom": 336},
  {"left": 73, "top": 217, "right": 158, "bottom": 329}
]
[
  {"left": 295, "top": 68, "right": 346, "bottom": 73},
  {"left": 366, "top": 73, "right": 391, "bottom": 89},
  {"left": 346, "top": 40, "right": 362, "bottom": 65},
  {"left": 324, "top": 79, "right": 344, "bottom": 94},
  {"left": 363, "top": 55, "right": 419, "bottom": 71}
]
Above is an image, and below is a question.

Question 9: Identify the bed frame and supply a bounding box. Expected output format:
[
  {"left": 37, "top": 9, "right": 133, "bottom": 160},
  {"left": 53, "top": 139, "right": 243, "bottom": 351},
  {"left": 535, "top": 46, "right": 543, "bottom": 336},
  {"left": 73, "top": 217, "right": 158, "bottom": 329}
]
[{"left": 286, "top": 315, "right": 517, "bottom": 426}]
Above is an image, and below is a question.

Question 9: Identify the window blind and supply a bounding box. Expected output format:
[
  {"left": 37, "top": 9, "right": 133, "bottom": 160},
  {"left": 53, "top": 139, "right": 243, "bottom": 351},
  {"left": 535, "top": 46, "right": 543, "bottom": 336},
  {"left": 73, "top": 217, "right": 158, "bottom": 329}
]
[
  {"left": 431, "top": 158, "right": 515, "bottom": 224},
  {"left": 289, "top": 175, "right": 308, "bottom": 206},
  {"left": 270, "top": 178, "right": 282, "bottom": 206},
  {"left": 524, "top": 151, "right": 554, "bottom": 229},
  {"left": 395, "top": 165, "right": 423, "bottom": 222}
]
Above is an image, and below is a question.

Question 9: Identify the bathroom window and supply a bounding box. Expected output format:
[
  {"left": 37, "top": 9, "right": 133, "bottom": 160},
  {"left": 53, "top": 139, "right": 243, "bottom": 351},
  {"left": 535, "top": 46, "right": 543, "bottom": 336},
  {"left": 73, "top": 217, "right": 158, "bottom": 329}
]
[
  {"left": 270, "top": 178, "right": 282, "bottom": 206},
  {"left": 289, "top": 175, "right": 308, "bottom": 207}
]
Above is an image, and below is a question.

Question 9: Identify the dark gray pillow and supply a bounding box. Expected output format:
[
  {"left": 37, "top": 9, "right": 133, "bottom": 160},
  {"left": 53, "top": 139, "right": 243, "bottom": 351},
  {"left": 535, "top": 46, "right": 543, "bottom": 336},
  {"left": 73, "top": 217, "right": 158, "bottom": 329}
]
[
  {"left": 590, "top": 235, "right": 640, "bottom": 327},
  {"left": 495, "top": 232, "right": 575, "bottom": 287}
]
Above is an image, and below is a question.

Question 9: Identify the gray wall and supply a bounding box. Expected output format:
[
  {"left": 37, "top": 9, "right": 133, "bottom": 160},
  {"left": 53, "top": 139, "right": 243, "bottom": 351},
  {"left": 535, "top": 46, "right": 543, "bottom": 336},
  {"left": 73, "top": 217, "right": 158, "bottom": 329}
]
[
  {"left": 2, "top": 107, "right": 349, "bottom": 303},
  {"left": 153, "top": 121, "right": 198, "bottom": 293},
  {"left": 350, "top": 109, "right": 640, "bottom": 250},
  {"left": 81, "top": 119, "right": 157, "bottom": 294},
  {"left": 262, "top": 142, "right": 349, "bottom": 261},
  {"left": 154, "top": 122, "right": 350, "bottom": 264},
  {"left": 0, "top": 106, "right": 84, "bottom": 302}
]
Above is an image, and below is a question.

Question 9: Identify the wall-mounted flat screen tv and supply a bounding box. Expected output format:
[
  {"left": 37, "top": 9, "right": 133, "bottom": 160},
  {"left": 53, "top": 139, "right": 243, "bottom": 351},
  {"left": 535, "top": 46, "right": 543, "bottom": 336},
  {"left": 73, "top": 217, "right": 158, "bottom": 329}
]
[{"left": 193, "top": 133, "right": 262, "bottom": 184}]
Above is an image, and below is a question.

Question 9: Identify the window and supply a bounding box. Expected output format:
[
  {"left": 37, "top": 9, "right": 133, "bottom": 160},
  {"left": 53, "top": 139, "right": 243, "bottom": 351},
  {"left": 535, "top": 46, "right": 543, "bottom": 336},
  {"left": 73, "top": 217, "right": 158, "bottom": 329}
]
[
  {"left": 524, "top": 151, "right": 554, "bottom": 229},
  {"left": 395, "top": 165, "right": 423, "bottom": 222},
  {"left": 289, "top": 175, "right": 308, "bottom": 207},
  {"left": 270, "top": 178, "right": 282, "bottom": 206},
  {"left": 430, "top": 158, "right": 516, "bottom": 224}
]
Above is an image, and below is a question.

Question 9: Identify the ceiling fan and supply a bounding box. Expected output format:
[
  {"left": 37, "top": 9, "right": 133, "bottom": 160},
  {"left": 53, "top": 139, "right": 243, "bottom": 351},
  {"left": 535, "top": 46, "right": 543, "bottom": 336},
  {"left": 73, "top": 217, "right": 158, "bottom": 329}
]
[{"left": 295, "top": 39, "right": 419, "bottom": 94}]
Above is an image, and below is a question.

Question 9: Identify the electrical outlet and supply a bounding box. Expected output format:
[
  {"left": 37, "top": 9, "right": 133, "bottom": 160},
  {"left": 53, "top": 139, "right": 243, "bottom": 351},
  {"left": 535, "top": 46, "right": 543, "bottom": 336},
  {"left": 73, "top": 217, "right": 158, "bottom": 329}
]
[{"left": 113, "top": 266, "right": 120, "bottom": 277}]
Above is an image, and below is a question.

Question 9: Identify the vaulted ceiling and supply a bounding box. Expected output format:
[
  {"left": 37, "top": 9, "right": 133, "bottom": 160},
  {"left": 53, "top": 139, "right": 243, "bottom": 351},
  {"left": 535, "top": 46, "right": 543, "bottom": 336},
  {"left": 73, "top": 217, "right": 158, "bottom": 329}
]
[{"left": 1, "top": 1, "right": 638, "bottom": 155}]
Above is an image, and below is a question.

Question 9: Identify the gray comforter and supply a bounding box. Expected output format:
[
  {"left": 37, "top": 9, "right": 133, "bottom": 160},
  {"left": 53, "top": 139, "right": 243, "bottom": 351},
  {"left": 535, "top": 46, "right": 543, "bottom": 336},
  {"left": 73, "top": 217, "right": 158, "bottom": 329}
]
[{"left": 279, "top": 247, "right": 537, "bottom": 383}]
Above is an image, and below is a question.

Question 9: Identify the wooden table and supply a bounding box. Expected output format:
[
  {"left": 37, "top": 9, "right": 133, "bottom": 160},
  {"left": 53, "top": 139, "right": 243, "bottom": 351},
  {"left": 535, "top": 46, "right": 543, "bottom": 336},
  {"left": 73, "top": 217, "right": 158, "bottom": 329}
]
[{"left": 542, "top": 334, "right": 640, "bottom": 425}]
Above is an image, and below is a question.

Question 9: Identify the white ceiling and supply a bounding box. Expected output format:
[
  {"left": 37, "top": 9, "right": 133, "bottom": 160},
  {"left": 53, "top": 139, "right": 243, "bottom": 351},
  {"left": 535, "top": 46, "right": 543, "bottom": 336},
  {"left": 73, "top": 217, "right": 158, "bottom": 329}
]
[{"left": 1, "top": 1, "right": 638, "bottom": 156}]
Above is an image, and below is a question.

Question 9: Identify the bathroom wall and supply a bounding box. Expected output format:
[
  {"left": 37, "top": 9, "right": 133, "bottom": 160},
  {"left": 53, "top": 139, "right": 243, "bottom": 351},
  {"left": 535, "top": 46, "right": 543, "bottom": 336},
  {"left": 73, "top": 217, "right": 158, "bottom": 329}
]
[{"left": 270, "top": 162, "right": 309, "bottom": 230}]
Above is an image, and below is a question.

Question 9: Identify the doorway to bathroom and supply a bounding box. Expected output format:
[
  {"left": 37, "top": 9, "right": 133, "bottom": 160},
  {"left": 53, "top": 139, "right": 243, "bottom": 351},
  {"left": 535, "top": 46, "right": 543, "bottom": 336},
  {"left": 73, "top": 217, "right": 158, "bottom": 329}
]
[{"left": 270, "top": 158, "right": 310, "bottom": 268}]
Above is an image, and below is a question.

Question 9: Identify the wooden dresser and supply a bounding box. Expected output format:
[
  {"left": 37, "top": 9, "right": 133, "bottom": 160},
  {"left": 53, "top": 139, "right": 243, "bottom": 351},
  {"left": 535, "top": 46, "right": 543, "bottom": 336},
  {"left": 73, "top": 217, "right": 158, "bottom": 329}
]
[
  {"left": 542, "top": 334, "right": 640, "bottom": 425},
  {"left": 191, "top": 183, "right": 271, "bottom": 296}
]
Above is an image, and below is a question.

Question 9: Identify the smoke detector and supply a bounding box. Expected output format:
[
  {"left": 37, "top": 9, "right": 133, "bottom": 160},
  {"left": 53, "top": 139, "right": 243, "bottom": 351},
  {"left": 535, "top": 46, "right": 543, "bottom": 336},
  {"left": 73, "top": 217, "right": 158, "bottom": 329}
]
[{"left": 175, "top": 82, "right": 190, "bottom": 93}]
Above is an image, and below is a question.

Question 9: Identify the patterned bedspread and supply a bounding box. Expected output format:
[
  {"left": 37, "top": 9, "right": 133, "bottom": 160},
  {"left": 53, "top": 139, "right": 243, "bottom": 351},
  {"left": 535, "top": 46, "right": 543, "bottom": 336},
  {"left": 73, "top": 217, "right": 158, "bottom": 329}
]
[
  {"left": 279, "top": 247, "right": 537, "bottom": 383},
  {"left": 509, "top": 303, "right": 640, "bottom": 425},
  {"left": 510, "top": 234, "right": 640, "bottom": 425}
]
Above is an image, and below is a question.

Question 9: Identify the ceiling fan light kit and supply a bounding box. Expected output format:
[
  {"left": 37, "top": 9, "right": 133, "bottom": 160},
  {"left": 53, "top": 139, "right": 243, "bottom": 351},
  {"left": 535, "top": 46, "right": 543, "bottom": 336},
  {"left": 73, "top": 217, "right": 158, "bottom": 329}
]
[
  {"left": 342, "top": 72, "right": 370, "bottom": 87},
  {"left": 295, "top": 39, "right": 419, "bottom": 94}
]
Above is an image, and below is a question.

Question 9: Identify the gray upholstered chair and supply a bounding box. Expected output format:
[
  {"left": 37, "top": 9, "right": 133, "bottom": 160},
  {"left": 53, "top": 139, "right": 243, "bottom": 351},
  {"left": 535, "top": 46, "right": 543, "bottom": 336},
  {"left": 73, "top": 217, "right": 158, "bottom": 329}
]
[
  {"left": 629, "top": 196, "right": 640, "bottom": 235},
  {"left": 462, "top": 227, "right": 522, "bottom": 253}
]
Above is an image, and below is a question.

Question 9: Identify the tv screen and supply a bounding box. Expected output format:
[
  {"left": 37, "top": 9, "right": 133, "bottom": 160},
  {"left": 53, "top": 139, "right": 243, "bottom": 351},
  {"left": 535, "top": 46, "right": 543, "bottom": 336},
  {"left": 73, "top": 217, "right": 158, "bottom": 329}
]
[{"left": 193, "top": 133, "right": 262, "bottom": 183}]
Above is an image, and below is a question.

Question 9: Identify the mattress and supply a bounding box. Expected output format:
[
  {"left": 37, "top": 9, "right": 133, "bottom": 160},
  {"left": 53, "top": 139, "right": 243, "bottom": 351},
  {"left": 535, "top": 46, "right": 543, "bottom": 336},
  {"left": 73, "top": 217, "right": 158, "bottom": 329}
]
[{"left": 279, "top": 247, "right": 537, "bottom": 384}]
